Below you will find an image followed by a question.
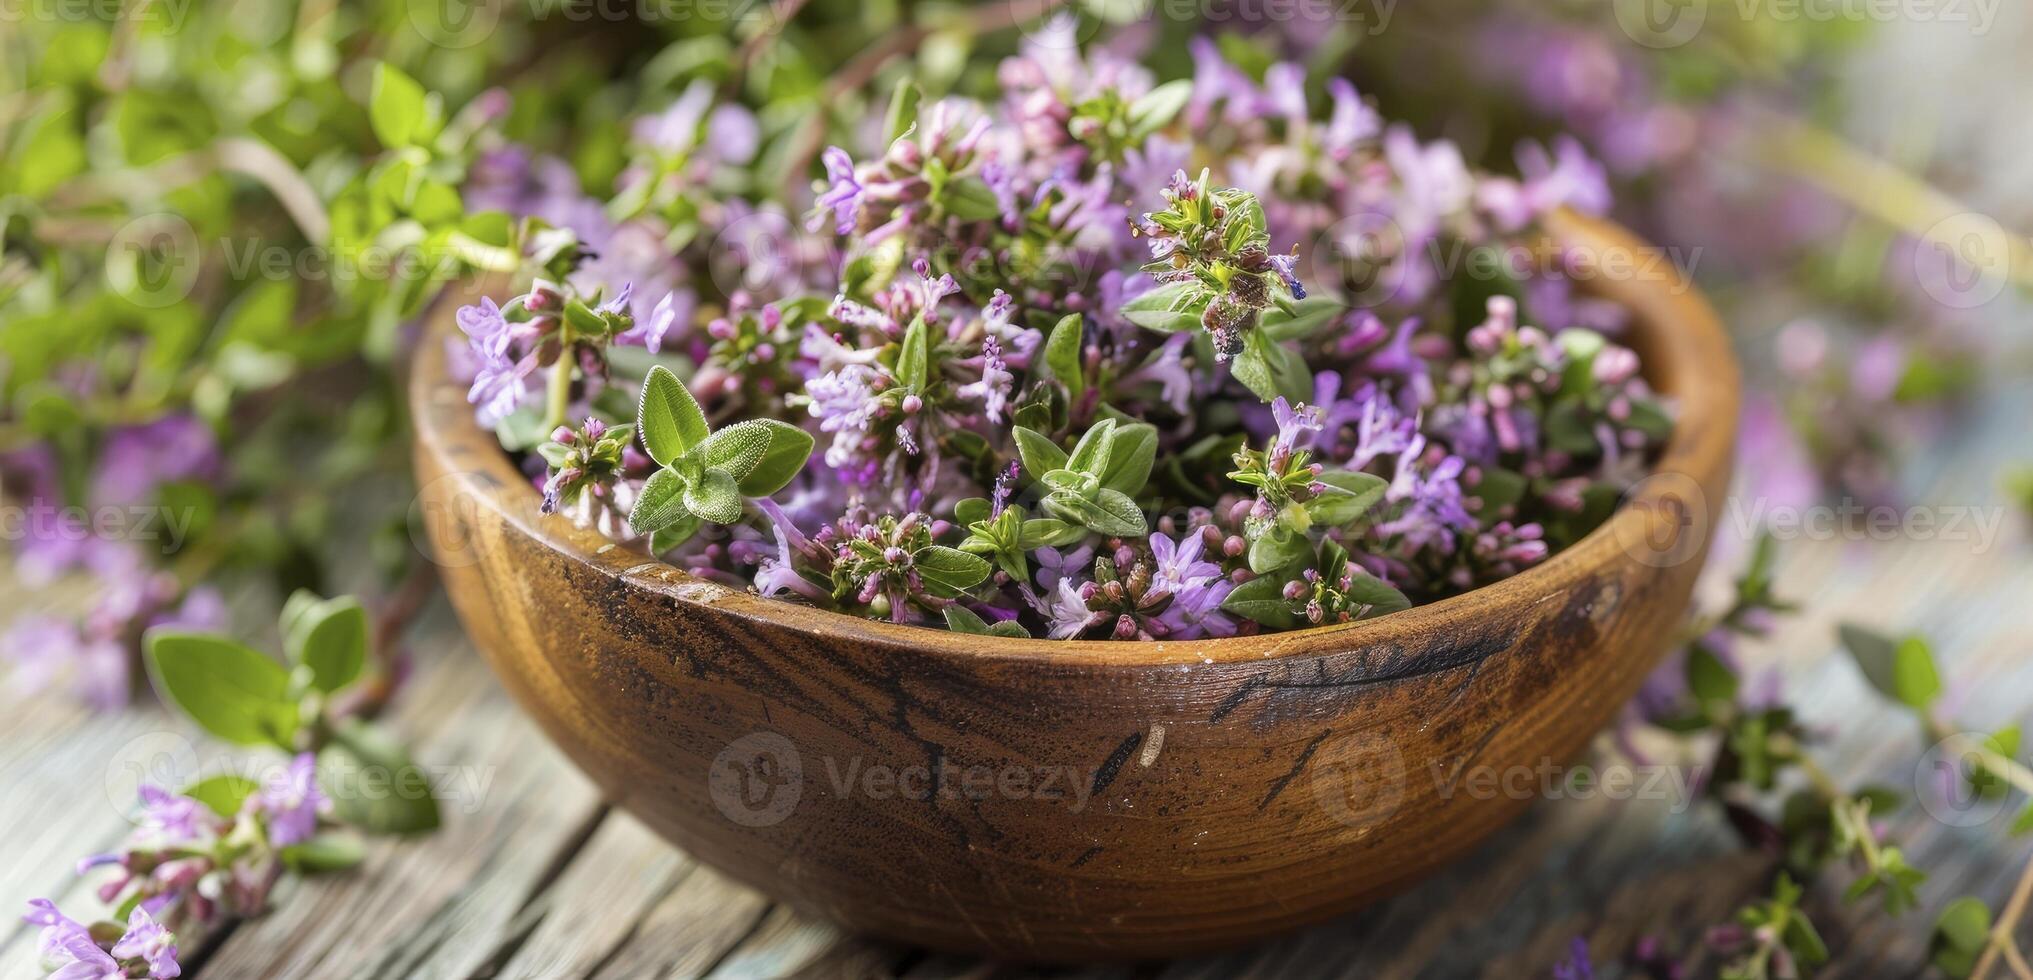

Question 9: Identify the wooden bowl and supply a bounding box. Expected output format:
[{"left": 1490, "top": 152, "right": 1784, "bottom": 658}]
[{"left": 410, "top": 212, "right": 1737, "bottom": 961}]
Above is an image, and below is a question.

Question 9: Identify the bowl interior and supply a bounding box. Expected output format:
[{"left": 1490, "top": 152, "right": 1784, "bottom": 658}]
[{"left": 412, "top": 209, "right": 1738, "bottom": 668}]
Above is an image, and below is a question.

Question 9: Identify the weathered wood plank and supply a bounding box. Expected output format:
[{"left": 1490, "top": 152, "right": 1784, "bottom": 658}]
[
  {"left": 586, "top": 865, "right": 773, "bottom": 978},
  {"left": 701, "top": 905, "right": 850, "bottom": 979},
  {"left": 490, "top": 810, "right": 691, "bottom": 978}
]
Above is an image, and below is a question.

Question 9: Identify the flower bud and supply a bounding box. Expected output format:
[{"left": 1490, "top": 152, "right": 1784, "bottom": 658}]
[{"left": 1593, "top": 346, "right": 1641, "bottom": 386}]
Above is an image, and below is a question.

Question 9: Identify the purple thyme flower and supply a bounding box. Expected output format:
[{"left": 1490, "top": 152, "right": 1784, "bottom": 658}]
[
  {"left": 251, "top": 753, "right": 323, "bottom": 848},
  {"left": 804, "top": 365, "right": 885, "bottom": 472},
  {"left": 1033, "top": 544, "right": 1094, "bottom": 593},
  {"left": 957, "top": 335, "right": 1014, "bottom": 423},
  {"left": 93, "top": 415, "right": 220, "bottom": 507},
  {"left": 827, "top": 294, "right": 897, "bottom": 337},
  {"left": 457, "top": 296, "right": 544, "bottom": 427},
  {"left": 1346, "top": 382, "right": 1420, "bottom": 472},
  {"left": 751, "top": 499, "right": 825, "bottom": 601},
  {"left": 1322, "top": 78, "right": 1380, "bottom": 159},
  {"left": 1154, "top": 574, "right": 1236, "bottom": 640},
  {"left": 24, "top": 899, "right": 124, "bottom": 980},
  {"left": 108, "top": 906, "right": 180, "bottom": 979},
  {"left": 1186, "top": 36, "right": 1265, "bottom": 129},
  {"left": 1121, "top": 333, "right": 1194, "bottom": 415},
  {"left": 811, "top": 147, "right": 863, "bottom": 235},
  {"left": 1266, "top": 252, "right": 1306, "bottom": 300},
  {"left": 614, "top": 290, "right": 689, "bottom": 355},
  {"left": 630, "top": 78, "right": 756, "bottom": 161},
  {"left": 1147, "top": 532, "right": 1222, "bottom": 592},
  {"left": 1360, "top": 315, "right": 1436, "bottom": 408},
  {"left": 1269, "top": 397, "right": 1325, "bottom": 456},
  {"left": 1376, "top": 438, "right": 1475, "bottom": 554},
  {"left": 1, "top": 616, "right": 129, "bottom": 711},
  {"left": 1479, "top": 137, "right": 1611, "bottom": 232},
  {"left": 1552, "top": 936, "right": 1594, "bottom": 980},
  {"left": 1040, "top": 578, "right": 1096, "bottom": 640},
  {"left": 134, "top": 784, "right": 219, "bottom": 849},
  {"left": 464, "top": 145, "right": 613, "bottom": 238},
  {"left": 1382, "top": 124, "right": 1472, "bottom": 245}
]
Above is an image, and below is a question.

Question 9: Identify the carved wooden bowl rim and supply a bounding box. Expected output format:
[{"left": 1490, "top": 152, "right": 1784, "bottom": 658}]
[{"left": 412, "top": 210, "right": 1737, "bottom": 669}]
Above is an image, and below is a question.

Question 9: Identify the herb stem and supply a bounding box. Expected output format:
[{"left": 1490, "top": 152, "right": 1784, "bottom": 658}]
[
  {"left": 542, "top": 357, "right": 573, "bottom": 436},
  {"left": 1975, "top": 851, "right": 2033, "bottom": 980},
  {"left": 1929, "top": 721, "right": 2033, "bottom": 799}
]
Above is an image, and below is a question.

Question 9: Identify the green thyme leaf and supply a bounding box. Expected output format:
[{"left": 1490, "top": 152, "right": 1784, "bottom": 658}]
[
  {"left": 698, "top": 420, "right": 773, "bottom": 481},
  {"left": 896, "top": 315, "right": 930, "bottom": 392},
  {"left": 638, "top": 365, "right": 710, "bottom": 466},
  {"left": 1259, "top": 292, "right": 1346, "bottom": 340},
  {"left": 953, "top": 497, "right": 992, "bottom": 525},
  {"left": 1931, "top": 897, "right": 1993, "bottom": 978},
  {"left": 1097, "top": 422, "right": 1157, "bottom": 495},
  {"left": 1013, "top": 426, "right": 1069, "bottom": 475},
  {"left": 1342, "top": 574, "right": 1411, "bottom": 617},
  {"left": 1222, "top": 575, "right": 1297, "bottom": 630},
  {"left": 883, "top": 76, "right": 921, "bottom": 145},
  {"left": 1084, "top": 488, "right": 1147, "bottom": 536},
  {"left": 683, "top": 467, "right": 745, "bottom": 524},
  {"left": 1840, "top": 624, "right": 1943, "bottom": 710},
  {"left": 733, "top": 419, "right": 815, "bottom": 497},
  {"left": 1126, "top": 79, "right": 1193, "bottom": 139},
  {"left": 1043, "top": 313, "right": 1086, "bottom": 400},
  {"left": 281, "top": 592, "right": 368, "bottom": 695},
  {"left": 1247, "top": 525, "right": 1309, "bottom": 574},
  {"left": 942, "top": 176, "right": 1004, "bottom": 221},
  {"left": 182, "top": 774, "right": 261, "bottom": 819},
  {"left": 369, "top": 63, "right": 431, "bottom": 148},
  {"left": 284, "top": 832, "right": 369, "bottom": 875},
  {"left": 628, "top": 468, "right": 692, "bottom": 535},
  {"left": 1306, "top": 470, "right": 1389, "bottom": 526},
  {"left": 321, "top": 719, "right": 441, "bottom": 835},
  {"left": 1065, "top": 418, "right": 1117, "bottom": 476},
  {"left": 144, "top": 632, "right": 299, "bottom": 748},
  {"left": 1020, "top": 517, "right": 1078, "bottom": 548},
  {"left": 1120, "top": 281, "right": 1208, "bottom": 334},
  {"left": 915, "top": 546, "right": 992, "bottom": 593}
]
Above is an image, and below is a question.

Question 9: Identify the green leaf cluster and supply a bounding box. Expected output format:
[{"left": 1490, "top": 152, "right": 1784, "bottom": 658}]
[
  {"left": 1014, "top": 418, "right": 1154, "bottom": 537},
  {"left": 630, "top": 366, "right": 814, "bottom": 546},
  {"left": 145, "top": 591, "right": 440, "bottom": 837}
]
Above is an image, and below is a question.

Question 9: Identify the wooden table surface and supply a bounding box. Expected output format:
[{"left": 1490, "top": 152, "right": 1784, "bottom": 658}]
[{"left": 1, "top": 379, "right": 2029, "bottom": 979}]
